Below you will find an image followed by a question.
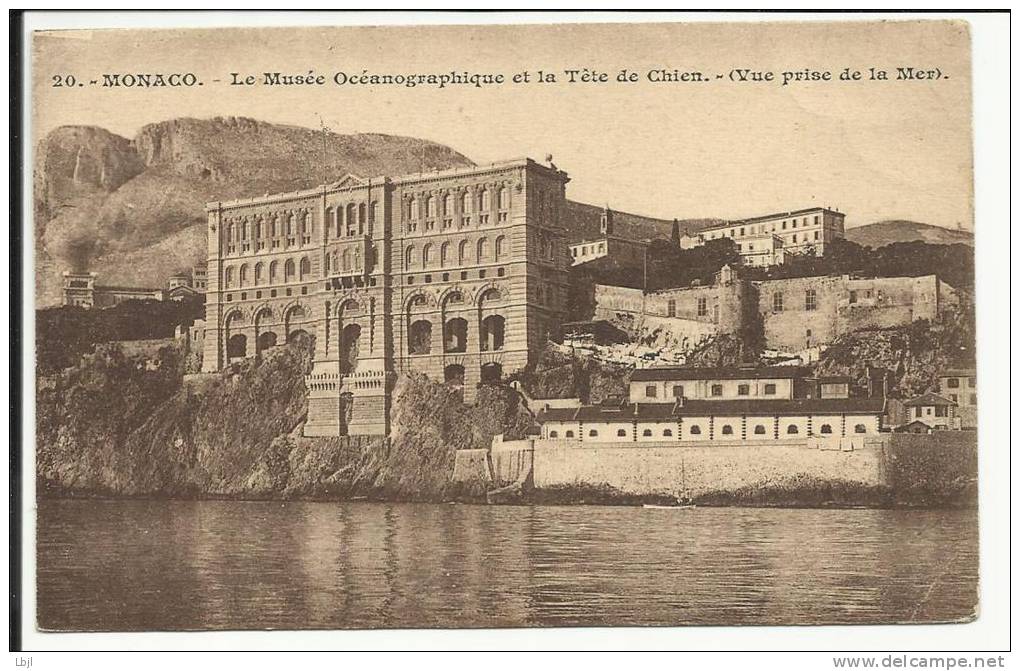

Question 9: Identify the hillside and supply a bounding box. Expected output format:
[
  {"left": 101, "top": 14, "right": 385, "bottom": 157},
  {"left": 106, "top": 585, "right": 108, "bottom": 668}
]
[
  {"left": 846, "top": 220, "right": 974, "bottom": 248},
  {"left": 34, "top": 117, "right": 475, "bottom": 306},
  {"left": 560, "top": 200, "right": 721, "bottom": 245}
]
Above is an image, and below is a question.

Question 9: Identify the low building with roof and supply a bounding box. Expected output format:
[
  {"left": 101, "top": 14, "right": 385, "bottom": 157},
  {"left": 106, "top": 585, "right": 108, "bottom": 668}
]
[
  {"left": 902, "top": 392, "right": 961, "bottom": 431},
  {"left": 537, "top": 395, "right": 885, "bottom": 442}
]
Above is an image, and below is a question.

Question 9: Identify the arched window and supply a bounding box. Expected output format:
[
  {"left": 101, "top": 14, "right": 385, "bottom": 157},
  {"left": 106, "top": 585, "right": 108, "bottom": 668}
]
[
  {"left": 284, "top": 259, "right": 296, "bottom": 282},
  {"left": 820, "top": 424, "right": 833, "bottom": 434},
  {"left": 225, "top": 222, "right": 234, "bottom": 242},
  {"left": 354, "top": 247, "right": 362, "bottom": 270},
  {"left": 333, "top": 208, "right": 341, "bottom": 238},
  {"left": 495, "top": 235, "right": 506, "bottom": 261},
  {"left": 663, "top": 429, "right": 673, "bottom": 437},
  {"left": 480, "top": 314, "right": 505, "bottom": 351},
  {"left": 477, "top": 237, "right": 490, "bottom": 261},
  {"left": 426, "top": 196, "right": 436, "bottom": 218},
  {"left": 689, "top": 425, "right": 702, "bottom": 435},
  {"left": 589, "top": 429, "right": 598, "bottom": 437},
  {"left": 358, "top": 204, "right": 366, "bottom": 233},
  {"left": 565, "top": 430, "right": 575, "bottom": 438},
  {"left": 423, "top": 243, "right": 434, "bottom": 267},
  {"left": 617, "top": 429, "right": 627, "bottom": 437},
  {"left": 324, "top": 253, "right": 331, "bottom": 273},
  {"left": 754, "top": 424, "right": 767, "bottom": 435},
  {"left": 642, "top": 429, "right": 653, "bottom": 437},
  {"left": 854, "top": 423, "right": 867, "bottom": 434},
  {"left": 408, "top": 197, "right": 418, "bottom": 220},
  {"left": 479, "top": 188, "right": 490, "bottom": 211},
  {"left": 342, "top": 249, "right": 351, "bottom": 271},
  {"left": 254, "top": 262, "right": 264, "bottom": 285},
  {"left": 408, "top": 320, "right": 432, "bottom": 355},
  {"left": 440, "top": 242, "right": 450, "bottom": 267},
  {"left": 443, "top": 194, "right": 453, "bottom": 216},
  {"left": 240, "top": 220, "right": 249, "bottom": 240},
  {"left": 370, "top": 201, "right": 378, "bottom": 225},
  {"left": 224, "top": 266, "right": 234, "bottom": 288},
  {"left": 255, "top": 218, "right": 264, "bottom": 239},
  {"left": 300, "top": 213, "right": 309, "bottom": 235},
  {"left": 786, "top": 424, "right": 800, "bottom": 434},
  {"left": 238, "top": 264, "right": 249, "bottom": 286},
  {"left": 549, "top": 430, "right": 559, "bottom": 438},
  {"left": 458, "top": 239, "right": 469, "bottom": 264},
  {"left": 498, "top": 187, "right": 509, "bottom": 209},
  {"left": 299, "top": 257, "right": 311, "bottom": 279},
  {"left": 269, "top": 261, "right": 278, "bottom": 283},
  {"left": 462, "top": 191, "right": 472, "bottom": 214},
  {"left": 271, "top": 217, "right": 279, "bottom": 237},
  {"left": 406, "top": 246, "right": 416, "bottom": 268},
  {"left": 286, "top": 214, "right": 295, "bottom": 236},
  {"left": 721, "top": 425, "right": 734, "bottom": 435}
]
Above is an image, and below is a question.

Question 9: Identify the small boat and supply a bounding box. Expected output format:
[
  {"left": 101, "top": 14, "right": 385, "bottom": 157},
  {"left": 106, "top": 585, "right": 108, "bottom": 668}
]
[{"left": 644, "top": 460, "right": 696, "bottom": 509}]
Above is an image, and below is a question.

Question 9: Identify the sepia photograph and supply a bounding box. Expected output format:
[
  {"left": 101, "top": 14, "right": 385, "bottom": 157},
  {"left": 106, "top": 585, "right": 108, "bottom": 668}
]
[{"left": 12, "top": 10, "right": 1012, "bottom": 655}]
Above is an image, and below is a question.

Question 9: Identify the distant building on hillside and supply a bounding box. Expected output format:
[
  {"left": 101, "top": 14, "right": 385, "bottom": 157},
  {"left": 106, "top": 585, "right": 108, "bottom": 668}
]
[
  {"left": 569, "top": 206, "right": 650, "bottom": 267},
  {"left": 685, "top": 206, "right": 845, "bottom": 267},
  {"left": 62, "top": 271, "right": 165, "bottom": 309}
]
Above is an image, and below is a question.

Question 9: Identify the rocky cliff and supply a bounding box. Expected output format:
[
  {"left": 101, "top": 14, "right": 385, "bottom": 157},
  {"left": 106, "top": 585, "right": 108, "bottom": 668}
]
[{"left": 36, "top": 338, "right": 533, "bottom": 501}]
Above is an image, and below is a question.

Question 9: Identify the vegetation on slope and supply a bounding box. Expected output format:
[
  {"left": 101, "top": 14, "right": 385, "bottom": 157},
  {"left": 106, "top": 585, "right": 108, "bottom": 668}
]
[{"left": 36, "top": 297, "right": 204, "bottom": 374}]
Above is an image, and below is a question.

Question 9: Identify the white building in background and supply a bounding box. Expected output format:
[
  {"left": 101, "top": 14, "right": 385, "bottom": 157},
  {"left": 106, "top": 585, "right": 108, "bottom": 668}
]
[{"left": 690, "top": 206, "right": 845, "bottom": 267}]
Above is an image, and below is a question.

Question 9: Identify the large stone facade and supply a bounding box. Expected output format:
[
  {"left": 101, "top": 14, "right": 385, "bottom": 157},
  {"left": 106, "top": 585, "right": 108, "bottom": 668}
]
[
  {"left": 202, "top": 158, "right": 570, "bottom": 437},
  {"left": 594, "top": 271, "right": 958, "bottom": 353}
]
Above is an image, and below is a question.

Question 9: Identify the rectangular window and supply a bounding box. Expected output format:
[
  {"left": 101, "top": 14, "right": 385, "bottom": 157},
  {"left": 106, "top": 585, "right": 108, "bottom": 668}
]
[
  {"left": 697, "top": 297, "right": 708, "bottom": 317},
  {"left": 737, "top": 384, "right": 750, "bottom": 396},
  {"left": 814, "top": 215, "right": 820, "bottom": 225},
  {"left": 764, "top": 383, "right": 776, "bottom": 395},
  {"left": 711, "top": 384, "right": 723, "bottom": 397},
  {"left": 773, "top": 292, "right": 784, "bottom": 312},
  {"left": 814, "top": 231, "right": 820, "bottom": 240},
  {"left": 915, "top": 407, "right": 922, "bottom": 418},
  {"left": 849, "top": 290, "right": 857, "bottom": 304},
  {"left": 935, "top": 406, "right": 947, "bottom": 417},
  {"left": 667, "top": 299, "right": 676, "bottom": 317},
  {"left": 805, "top": 289, "right": 817, "bottom": 311},
  {"left": 970, "top": 394, "right": 977, "bottom": 405},
  {"left": 968, "top": 377, "right": 976, "bottom": 387},
  {"left": 949, "top": 394, "right": 958, "bottom": 403},
  {"left": 947, "top": 378, "right": 960, "bottom": 389},
  {"left": 672, "top": 385, "right": 684, "bottom": 398},
  {"left": 645, "top": 385, "right": 657, "bottom": 399}
]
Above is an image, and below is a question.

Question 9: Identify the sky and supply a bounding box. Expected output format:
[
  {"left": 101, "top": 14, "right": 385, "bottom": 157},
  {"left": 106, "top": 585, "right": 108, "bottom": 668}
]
[{"left": 31, "top": 19, "right": 974, "bottom": 230}]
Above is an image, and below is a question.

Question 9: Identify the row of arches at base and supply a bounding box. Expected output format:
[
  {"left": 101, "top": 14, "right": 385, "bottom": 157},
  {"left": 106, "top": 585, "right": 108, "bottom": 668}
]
[
  {"left": 408, "top": 315, "right": 505, "bottom": 355},
  {"left": 441, "top": 362, "right": 502, "bottom": 386},
  {"left": 226, "top": 329, "right": 312, "bottom": 360}
]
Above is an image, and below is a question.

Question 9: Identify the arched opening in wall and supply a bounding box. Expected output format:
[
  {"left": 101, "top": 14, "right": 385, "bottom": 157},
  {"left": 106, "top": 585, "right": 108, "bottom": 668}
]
[
  {"left": 339, "top": 323, "right": 361, "bottom": 375},
  {"left": 721, "top": 425, "right": 734, "bottom": 436},
  {"left": 287, "top": 329, "right": 313, "bottom": 350},
  {"left": 285, "top": 304, "right": 306, "bottom": 326},
  {"left": 480, "top": 362, "right": 502, "bottom": 384},
  {"left": 256, "top": 331, "right": 277, "bottom": 354},
  {"left": 444, "top": 318, "right": 468, "bottom": 353},
  {"left": 754, "top": 424, "right": 767, "bottom": 435},
  {"left": 480, "top": 314, "right": 505, "bottom": 352},
  {"left": 786, "top": 424, "right": 800, "bottom": 435},
  {"left": 408, "top": 319, "right": 432, "bottom": 355},
  {"left": 444, "top": 364, "right": 465, "bottom": 387},
  {"left": 227, "top": 334, "right": 247, "bottom": 360},
  {"left": 854, "top": 423, "right": 867, "bottom": 434},
  {"left": 820, "top": 424, "right": 833, "bottom": 434}
]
